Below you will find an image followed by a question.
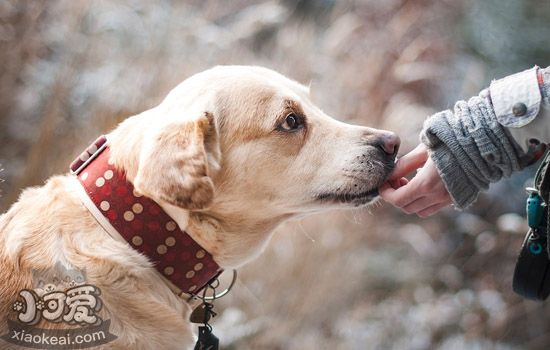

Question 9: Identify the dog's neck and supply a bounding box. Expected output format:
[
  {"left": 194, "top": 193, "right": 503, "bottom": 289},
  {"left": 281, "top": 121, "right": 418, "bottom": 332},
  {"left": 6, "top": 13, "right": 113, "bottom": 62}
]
[{"left": 168, "top": 206, "right": 288, "bottom": 268}]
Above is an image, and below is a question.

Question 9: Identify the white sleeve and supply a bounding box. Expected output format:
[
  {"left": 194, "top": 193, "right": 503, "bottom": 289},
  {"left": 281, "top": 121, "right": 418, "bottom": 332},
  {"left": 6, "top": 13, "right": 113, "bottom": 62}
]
[
  {"left": 507, "top": 104, "right": 550, "bottom": 150},
  {"left": 489, "top": 66, "right": 550, "bottom": 150}
]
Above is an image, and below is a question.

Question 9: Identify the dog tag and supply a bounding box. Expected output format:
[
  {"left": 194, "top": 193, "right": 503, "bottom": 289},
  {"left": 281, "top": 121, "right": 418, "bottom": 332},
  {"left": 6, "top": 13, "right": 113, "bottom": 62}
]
[
  {"left": 190, "top": 303, "right": 217, "bottom": 324},
  {"left": 190, "top": 304, "right": 209, "bottom": 324},
  {"left": 193, "top": 326, "right": 219, "bottom": 350}
]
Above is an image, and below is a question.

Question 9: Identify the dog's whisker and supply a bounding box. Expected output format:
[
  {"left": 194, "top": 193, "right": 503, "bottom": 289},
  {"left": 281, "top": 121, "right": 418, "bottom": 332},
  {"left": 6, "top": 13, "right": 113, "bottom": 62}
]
[{"left": 296, "top": 220, "right": 316, "bottom": 243}]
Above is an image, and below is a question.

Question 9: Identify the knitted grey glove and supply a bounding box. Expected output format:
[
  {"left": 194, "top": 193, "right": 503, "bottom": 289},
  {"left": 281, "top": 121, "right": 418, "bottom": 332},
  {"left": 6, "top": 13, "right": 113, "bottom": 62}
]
[{"left": 420, "top": 94, "right": 527, "bottom": 209}]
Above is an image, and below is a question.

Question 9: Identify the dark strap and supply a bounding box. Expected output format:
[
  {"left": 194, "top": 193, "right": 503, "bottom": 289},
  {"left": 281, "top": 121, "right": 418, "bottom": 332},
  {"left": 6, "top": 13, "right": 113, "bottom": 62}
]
[
  {"left": 536, "top": 148, "right": 550, "bottom": 203},
  {"left": 534, "top": 147, "right": 550, "bottom": 258}
]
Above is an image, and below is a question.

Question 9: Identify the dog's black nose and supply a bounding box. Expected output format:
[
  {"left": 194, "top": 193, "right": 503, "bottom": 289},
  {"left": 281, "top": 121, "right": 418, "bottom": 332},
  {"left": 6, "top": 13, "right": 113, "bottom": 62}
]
[{"left": 378, "top": 132, "right": 400, "bottom": 157}]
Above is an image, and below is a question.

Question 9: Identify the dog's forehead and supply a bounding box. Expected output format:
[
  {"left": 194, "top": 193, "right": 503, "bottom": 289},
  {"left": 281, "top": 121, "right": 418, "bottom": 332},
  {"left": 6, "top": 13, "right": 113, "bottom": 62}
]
[
  {"left": 161, "top": 66, "right": 314, "bottom": 134},
  {"left": 164, "top": 66, "right": 310, "bottom": 110},
  {"left": 209, "top": 65, "right": 309, "bottom": 98}
]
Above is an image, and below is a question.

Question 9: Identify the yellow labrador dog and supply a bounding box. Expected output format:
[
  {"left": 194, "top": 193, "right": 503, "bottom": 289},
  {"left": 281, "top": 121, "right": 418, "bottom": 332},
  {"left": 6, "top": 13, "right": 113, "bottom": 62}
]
[{"left": 0, "top": 66, "right": 399, "bottom": 349}]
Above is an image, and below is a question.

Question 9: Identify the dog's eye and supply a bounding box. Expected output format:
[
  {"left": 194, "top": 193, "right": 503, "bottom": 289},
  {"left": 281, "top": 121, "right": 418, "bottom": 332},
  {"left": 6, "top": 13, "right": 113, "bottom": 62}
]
[{"left": 279, "top": 113, "right": 303, "bottom": 131}]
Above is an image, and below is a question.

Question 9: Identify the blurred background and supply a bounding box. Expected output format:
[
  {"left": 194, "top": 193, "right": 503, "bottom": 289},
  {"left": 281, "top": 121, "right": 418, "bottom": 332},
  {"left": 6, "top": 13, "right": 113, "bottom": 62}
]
[{"left": 1, "top": 0, "right": 550, "bottom": 349}]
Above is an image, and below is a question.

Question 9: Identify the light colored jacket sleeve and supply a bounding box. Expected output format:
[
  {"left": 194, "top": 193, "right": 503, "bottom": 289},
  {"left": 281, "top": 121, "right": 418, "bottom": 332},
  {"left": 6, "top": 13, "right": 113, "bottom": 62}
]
[
  {"left": 505, "top": 68, "right": 550, "bottom": 148},
  {"left": 420, "top": 66, "right": 549, "bottom": 210}
]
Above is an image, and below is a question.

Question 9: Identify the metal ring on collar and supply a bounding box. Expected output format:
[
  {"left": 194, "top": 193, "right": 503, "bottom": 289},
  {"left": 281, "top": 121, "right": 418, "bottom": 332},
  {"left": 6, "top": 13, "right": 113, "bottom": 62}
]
[{"left": 186, "top": 269, "right": 238, "bottom": 301}]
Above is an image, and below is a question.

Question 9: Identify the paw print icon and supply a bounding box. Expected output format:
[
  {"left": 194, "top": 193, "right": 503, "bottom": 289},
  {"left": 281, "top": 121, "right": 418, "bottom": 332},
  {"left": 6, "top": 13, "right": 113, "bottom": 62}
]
[
  {"left": 44, "top": 284, "right": 56, "bottom": 293},
  {"left": 12, "top": 301, "right": 23, "bottom": 312}
]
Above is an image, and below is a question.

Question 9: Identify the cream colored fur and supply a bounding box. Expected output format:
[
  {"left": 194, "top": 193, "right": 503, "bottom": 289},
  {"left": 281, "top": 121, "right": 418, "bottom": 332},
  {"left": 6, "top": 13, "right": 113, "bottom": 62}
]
[{"left": 0, "top": 66, "right": 397, "bottom": 349}]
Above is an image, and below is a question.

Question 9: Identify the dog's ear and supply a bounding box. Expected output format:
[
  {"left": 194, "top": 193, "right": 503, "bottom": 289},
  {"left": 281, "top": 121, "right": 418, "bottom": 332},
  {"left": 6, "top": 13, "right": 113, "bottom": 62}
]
[{"left": 133, "top": 112, "right": 220, "bottom": 210}]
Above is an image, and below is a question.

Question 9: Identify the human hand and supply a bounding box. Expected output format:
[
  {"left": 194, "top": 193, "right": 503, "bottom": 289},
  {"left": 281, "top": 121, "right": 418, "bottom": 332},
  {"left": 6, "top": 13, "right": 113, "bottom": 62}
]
[{"left": 380, "top": 144, "right": 452, "bottom": 217}]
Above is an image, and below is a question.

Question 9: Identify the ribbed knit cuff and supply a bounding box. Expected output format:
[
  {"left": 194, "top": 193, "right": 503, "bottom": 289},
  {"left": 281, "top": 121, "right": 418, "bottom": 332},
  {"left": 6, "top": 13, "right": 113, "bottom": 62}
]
[
  {"left": 421, "top": 94, "right": 526, "bottom": 210},
  {"left": 427, "top": 144, "right": 480, "bottom": 209},
  {"left": 421, "top": 111, "right": 483, "bottom": 210}
]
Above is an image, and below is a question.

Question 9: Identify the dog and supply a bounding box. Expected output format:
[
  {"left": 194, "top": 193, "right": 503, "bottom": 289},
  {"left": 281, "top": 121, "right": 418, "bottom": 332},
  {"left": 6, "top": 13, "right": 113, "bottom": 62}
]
[{"left": 0, "top": 66, "right": 399, "bottom": 349}]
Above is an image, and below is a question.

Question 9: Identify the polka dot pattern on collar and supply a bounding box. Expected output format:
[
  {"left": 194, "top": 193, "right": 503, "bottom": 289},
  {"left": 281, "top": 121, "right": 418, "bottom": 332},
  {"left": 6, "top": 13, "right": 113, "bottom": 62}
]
[{"left": 76, "top": 145, "right": 222, "bottom": 295}]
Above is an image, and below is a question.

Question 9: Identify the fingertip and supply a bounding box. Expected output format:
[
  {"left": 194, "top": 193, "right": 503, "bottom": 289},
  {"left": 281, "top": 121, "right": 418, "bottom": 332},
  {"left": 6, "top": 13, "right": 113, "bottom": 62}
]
[
  {"left": 389, "top": 147, "right": 429, "bottom": 180},
  {"left": 379, "top": 182, "right": 393, "bottom": 198}
]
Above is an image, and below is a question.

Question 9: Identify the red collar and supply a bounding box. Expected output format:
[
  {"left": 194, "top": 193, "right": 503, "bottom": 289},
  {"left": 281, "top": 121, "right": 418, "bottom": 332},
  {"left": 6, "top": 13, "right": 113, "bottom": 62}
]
[{"left": 70, "top": 136, "right": 222, "bottom": 295}]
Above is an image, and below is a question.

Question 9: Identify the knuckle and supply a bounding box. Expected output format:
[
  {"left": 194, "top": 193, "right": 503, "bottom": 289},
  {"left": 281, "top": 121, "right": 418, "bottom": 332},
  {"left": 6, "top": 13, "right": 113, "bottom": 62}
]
[
  {"left": 402, "top": 207, "right": 413, "bottom": 214},
  {"left": 395, "top": 199, "right": 407, "bottom": 208}
]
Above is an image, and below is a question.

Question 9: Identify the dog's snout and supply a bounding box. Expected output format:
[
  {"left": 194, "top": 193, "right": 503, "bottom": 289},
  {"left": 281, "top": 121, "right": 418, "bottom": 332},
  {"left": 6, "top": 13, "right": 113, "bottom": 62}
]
[{"left": 377, "top": 132, "right": 400, "bottom": 157}]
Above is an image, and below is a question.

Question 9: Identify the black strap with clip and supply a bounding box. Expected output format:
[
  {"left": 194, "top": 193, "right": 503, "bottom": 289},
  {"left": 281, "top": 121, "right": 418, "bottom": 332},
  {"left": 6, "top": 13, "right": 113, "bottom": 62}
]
[
  {"left": 513, "top": 146, "right": 550, "bottom": 300},
  {"left": 535, "top": 148, "right": 550, "bottom": 258}
]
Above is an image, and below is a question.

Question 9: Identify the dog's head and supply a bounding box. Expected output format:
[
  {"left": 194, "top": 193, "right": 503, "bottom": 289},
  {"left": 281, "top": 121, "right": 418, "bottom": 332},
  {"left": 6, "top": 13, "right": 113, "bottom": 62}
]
[
  {"left": 117, "top": 66, "right": 398, "bottom": 212},
  {"left": 109, "top": 66, "right": 399, "bottom": 263}
]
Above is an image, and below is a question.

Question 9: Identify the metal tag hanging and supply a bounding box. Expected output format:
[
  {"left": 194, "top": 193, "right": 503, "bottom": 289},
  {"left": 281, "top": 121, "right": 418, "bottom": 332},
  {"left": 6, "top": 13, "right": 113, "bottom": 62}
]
[
  {"left": 190, "top": 303, "right": 216, "bottom": 324},
  {"left": 188, "top": 270, "right": 237, "bottom": 349}
]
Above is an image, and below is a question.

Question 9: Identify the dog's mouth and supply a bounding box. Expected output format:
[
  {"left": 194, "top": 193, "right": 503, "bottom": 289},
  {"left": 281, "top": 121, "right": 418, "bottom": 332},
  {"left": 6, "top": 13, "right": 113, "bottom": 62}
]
[
  {"left": 315, "top": 188, "right": 380, "bottom": 206},
  {"left": 315, "top": 158, "right": 394, "bottom": 206}
]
